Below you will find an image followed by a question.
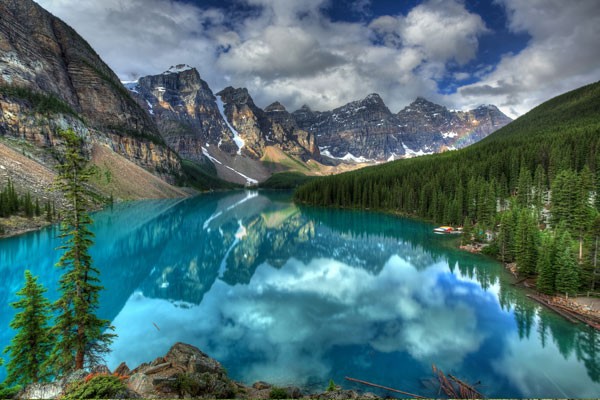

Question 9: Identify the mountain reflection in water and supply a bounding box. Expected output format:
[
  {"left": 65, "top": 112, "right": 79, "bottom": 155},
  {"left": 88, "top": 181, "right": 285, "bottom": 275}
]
[{"left": 1, "top": 191, "right": 598, "bottom": 398}]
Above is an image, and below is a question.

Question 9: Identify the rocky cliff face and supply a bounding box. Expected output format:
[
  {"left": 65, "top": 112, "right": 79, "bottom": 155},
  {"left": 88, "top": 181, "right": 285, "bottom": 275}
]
[
  {"left": 217, "top": 87, "right": 320, "bottom": 161},
  {"left": 293, "top": 95, "right": 512, "bottom": 161},
  {"left": 127, "top": 65, "right": 239, "bottom": 162},
  {"left": 0, "top": 0, "right": 181, "bottom": 183},
  {"left": 396, "top": 98, "right": 513, "bottom": 153}
]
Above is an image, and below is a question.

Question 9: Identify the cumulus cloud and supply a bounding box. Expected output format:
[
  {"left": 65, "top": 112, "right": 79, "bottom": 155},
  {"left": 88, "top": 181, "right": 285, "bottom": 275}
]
[
  {"left": 456, "top": 0, "right": 600, "bottom": 116},
  {"left": 371, "top": 0, "right": 488, "bottom": 65},
  {"left": 492, "top": 331, "right": 600, "bottom": 398},
  {"left": 108, "top": 254, "right": 488, "bottom": 385},
  {"left": 35, "top": 0, "right": 491, "bottom": 112},
  {"left": 34, "top": 0, "right": 600, "bottom": 118}
]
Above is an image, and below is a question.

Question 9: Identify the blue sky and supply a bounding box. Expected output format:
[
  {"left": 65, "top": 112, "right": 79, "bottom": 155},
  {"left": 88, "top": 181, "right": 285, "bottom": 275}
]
[{"left": 36, "top": 0, "right": 600, "bottom": 117}]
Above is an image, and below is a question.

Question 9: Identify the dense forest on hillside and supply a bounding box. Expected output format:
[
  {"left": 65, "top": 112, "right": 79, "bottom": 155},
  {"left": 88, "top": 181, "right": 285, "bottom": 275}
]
[{"left": 295, "top": 81, "right": 600, "bottom": 294}]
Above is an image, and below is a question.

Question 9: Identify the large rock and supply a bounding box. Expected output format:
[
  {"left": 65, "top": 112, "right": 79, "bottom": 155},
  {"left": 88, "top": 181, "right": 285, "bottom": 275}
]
[
  {"left": 165, "top": 342, "right": 224, "bottom": 375},
  {"left": 16, "top": 370, "right": 88, "bottom": 400},
  {"left": 127, "top": 343, "right": 235, "bottom": 399}
]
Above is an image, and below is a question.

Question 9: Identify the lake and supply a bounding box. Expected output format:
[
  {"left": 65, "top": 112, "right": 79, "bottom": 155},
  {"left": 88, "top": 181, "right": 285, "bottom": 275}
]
[{"left": 1, "top": 190, "right": 599, "bottom": 397}]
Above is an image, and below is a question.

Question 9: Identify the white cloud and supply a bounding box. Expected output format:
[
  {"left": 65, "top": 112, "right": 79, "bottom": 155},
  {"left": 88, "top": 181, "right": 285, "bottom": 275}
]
[
  {"left": 400, "top": 0, "right": 488, "bottom": 64},
  {"left": 108, "top": 255, "right": 488, "bottom": 384},
  {"left": 492, "top": 329, "right": 600, "bottom": 398},
  {"left": 457, "top": 0, "right": 600, "bottom": 117},
  {"left": 34, "top": 0, "right": 489, "bottom": 113},
  {"left": 33, "top": 0, "right": 600, "bottom": 118}
]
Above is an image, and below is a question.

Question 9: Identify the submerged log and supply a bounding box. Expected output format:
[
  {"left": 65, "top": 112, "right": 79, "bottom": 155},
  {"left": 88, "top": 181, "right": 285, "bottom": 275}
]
[
  {"left": 344, "top": 376, "right": 426, "bottom": 399},
  {"left": 432, "top": 365, "right": 484, "bottom": 399}
]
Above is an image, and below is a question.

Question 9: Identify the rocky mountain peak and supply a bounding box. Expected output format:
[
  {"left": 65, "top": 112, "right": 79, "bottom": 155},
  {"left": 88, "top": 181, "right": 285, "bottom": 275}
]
[
  {"left": 218, "top": 86, "right": 253, "bottom": 106},
  {"left": 404, "top": 97, "right": 447, "bottom": 113},
  {"left": 163, "top": 64, "right": 194, "bottom": 75},
  {"left": 264, "top": 101, "right": 287, "bottom": 113},
  {"left": 363, "top": 93, "right": 385, "bottom": 105}
]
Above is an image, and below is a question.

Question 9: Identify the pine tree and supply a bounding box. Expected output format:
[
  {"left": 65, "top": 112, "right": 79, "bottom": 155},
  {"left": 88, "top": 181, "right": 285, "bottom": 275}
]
[
  {"left": 536, "top": 233, "right": 556, "bottom": 294},
  {"left": 46, "top": 128, "right": 115, "bottom": 376},
  {"left": 553, "top": 229, "right": 579, "bottom": 295},
  {"left": 555, "top": 246, "right": 580, "bottom": 296},
  {"left": 3, "top": 271, "right": 53, "bottom": 385},
  {"left": 516, "top": 208, "right": 539, "bottom": 276}
]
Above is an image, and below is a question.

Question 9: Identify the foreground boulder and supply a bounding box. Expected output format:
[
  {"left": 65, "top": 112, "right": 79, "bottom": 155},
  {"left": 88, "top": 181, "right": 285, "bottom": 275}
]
[
  {"left": 127, "top": 342, "right": 236, "bottom": 398},
  {"left": 16, "top": 342, "right": 381, "bottom": 399}
]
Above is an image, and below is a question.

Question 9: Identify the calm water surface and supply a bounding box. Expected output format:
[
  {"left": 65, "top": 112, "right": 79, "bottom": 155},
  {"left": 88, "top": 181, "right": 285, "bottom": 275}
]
[{"left": 1, "top": 191, "right": 599, "bottom": 397}]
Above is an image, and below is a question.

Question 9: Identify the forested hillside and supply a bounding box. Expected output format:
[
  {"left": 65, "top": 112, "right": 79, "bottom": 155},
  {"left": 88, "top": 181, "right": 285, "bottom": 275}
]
[{"left": 295, "top": 81, "right": 600, "bottom": 294}]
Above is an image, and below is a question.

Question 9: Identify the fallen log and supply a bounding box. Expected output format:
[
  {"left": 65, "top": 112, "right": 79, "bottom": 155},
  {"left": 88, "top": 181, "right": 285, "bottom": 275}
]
[
  {"left": 527, "top": 294, "right": 579, "bottom": 323},
  {"left": 344, "top": 376, "right": 427, "bottom": 399}
]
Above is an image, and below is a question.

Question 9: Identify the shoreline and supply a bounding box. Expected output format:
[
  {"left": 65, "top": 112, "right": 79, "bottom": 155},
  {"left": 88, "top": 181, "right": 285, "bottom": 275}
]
[
  {"left": 460, "top": 243, "right": 600, "bottom": 331},
  {"left": 0, "top": 215, "right": 53, "bottom": 239}
]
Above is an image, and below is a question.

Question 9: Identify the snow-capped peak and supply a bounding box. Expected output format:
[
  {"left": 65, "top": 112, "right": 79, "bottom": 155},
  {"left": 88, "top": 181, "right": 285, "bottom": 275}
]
[{"left": 163, "top": 64, "right": 194, "bottom": 75}]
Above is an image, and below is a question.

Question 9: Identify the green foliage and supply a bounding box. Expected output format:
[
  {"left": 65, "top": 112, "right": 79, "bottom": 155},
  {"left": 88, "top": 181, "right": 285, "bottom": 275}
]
[
  {"left": 179, "top": 159, "right": 240, "bottom": 190},
  {"left": 46, "top": 128, "right": 115, "bottom": 375},
  {"left": 105, "top": 123, "right": 165, "bottom": 146},
  {"left": 269, "top": 386, "right": 289, "bottom": 399},
  {"left": 172, "top": 373, "right": 202, "bottom": 397},
  {"left": 0, "top": 383, "right": 20, "bottom": 400},
  {"left": 0, "top": 179, "right": 45, "bottom": 220},
  {"left": 170, "top": 372, "right": 235, "bottom": 399},
  {"left": 536, "top": 233, "right": 557, "bottom": 294},
  {"left": 0, "top": 84, "right": 80, "bottom": 119},
  {"left": 62, "top": 374, "right": 127, "bottom": 400},
  {"left": 3, "top": 271, "right": 53, "bottom": 386},
  {"left": 260, "top": 172, "right": 315, "bottom": 189},
  {"left": 554, "top": 230, "right": 580, "bottom": 295},
  {"left": 515, "top": 208, "right": 539, "bottom": 276},
  {"left": 326, "top": 379, "right": 336, "bottom": 392}
]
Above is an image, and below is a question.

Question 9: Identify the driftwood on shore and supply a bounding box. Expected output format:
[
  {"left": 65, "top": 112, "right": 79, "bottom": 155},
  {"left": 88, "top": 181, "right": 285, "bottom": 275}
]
[
  {"left": 431, "top": 365, "right": 484, "bottom": 399},
  {"left": 527, "top": 293, "right": 600, "bottom": 330},
  {"left": 346, "top": 367, "right": 485, "bottom": 400},
  {"left": 344, "top": 376, "right": 426, "bottom": 399}
]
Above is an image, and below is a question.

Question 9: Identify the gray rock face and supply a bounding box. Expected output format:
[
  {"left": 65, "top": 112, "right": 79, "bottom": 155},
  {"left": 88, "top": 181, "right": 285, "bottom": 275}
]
[
  {"left": 217, "top": 87, "right": 320, "bottom": 160},
  {"left": 0, "top": 0, "right": 181, "bottom": 181},
  {"left": 292, "top": 94, "right": 404, "bottom": 161},
  {"left": 396, "top": 98, "right": 513, "bottom": 152},
  {"left": 129, "top": 65, "right": 239, "bottom": 162},
  {"left": 293, "top": 94, "right": 512, "bottom": 161},
  {"left": 127, "top": 342, "right": 236, "bottom": 399}
]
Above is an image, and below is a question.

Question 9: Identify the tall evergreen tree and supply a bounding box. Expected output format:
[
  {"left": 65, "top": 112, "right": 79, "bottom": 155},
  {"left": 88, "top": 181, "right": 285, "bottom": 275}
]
[
  {"left": 555, "top": 230, "right": 580, "bottom": 296},
  {"left": 536, "top": 233, "right": 556, "bottom": 294},
  {"left": 3, "top": 271, "right": 53, "bottom": 385},
  {"left": 515, "top": 208, "right": 539, "bottom": 276},
  {"left": 46, "top": 129, "right": 115, "bottom": 376}
]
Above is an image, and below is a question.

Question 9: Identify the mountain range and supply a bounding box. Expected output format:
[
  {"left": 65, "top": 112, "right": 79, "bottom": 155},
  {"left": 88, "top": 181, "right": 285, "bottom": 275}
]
[{"left": 0, "top": 0, "right": 511, "bottom": 196}]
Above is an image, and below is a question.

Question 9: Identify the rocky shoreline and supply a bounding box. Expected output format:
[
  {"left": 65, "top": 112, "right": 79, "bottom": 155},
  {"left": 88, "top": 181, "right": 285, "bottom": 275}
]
[
  {"left": 459, "top": 244, "right": 600, "bottom": 330},
  {"left": 17, "top": 343, "right": 380, "bottom": 400},
  {"left": 0, "top": 215, "right": 53, "bottom": 239}
]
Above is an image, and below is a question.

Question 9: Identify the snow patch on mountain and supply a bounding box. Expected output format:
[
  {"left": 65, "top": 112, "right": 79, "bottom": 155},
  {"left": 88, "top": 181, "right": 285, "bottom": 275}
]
[
  {"left": 163, "top": 64, "right": 193, "bottom": 74},
  {"left": 320, "top": 148, "right": 373, "bottom": 163},
  {"left": 402, "top": 143, "right": 434, "bottom": 158},
  {"left": 216, "top": 97, "right": 245, "bottom": 155}
]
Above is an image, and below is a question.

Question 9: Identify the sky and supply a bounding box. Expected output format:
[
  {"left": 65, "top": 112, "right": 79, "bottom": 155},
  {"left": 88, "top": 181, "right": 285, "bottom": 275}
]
[{"left": 34, "top": 0, "right": 600, "bottom": 118}]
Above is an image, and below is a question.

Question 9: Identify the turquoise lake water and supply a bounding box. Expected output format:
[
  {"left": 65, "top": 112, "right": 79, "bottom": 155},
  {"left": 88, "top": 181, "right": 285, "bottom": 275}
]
[{"left": 1, "top": 190, "right": 599, "bottom": 397}]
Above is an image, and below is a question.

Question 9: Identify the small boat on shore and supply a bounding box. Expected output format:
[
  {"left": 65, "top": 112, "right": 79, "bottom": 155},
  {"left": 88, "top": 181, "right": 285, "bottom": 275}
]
[{"left": 433, "top": 226, "right": 462, "bottom": 234}]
